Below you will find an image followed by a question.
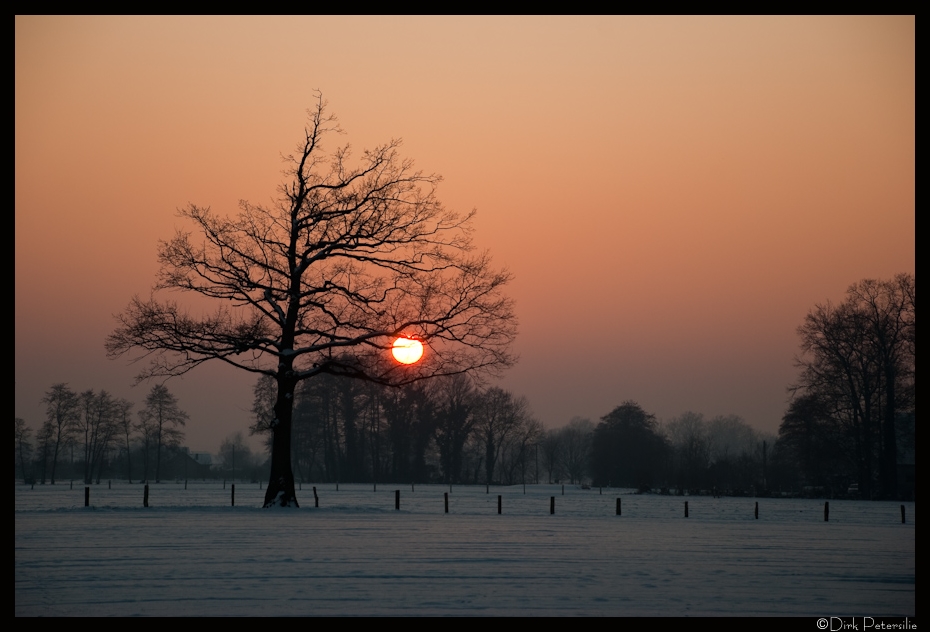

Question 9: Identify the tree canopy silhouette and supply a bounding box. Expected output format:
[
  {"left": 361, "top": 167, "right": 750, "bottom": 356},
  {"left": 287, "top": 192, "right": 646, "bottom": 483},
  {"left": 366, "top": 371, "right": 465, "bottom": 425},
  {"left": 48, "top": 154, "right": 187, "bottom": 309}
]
[
  {"left": 590, "top": 401, "right": 668, "bottom": 490},
  {"left": 789, "top": 273, "right": 914, "bottom": 499},
  {"left": 107, "top": 94, "right": 517, "bottom": 507}
]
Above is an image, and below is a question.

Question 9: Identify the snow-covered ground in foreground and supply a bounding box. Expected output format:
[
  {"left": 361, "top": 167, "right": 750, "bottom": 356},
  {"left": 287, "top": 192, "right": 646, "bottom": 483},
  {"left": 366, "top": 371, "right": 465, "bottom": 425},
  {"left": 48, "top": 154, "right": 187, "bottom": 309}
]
[{"left": 15, "top": 482, "right": 914, "bottom": 616}]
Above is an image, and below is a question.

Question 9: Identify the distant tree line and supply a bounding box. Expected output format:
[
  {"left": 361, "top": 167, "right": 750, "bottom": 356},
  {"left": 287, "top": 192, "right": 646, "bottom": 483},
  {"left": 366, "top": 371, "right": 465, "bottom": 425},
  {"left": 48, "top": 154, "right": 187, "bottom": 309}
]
[
  {"left": 249, "top": 374, "right": 542, "bottom": 486},
  {"left": 537, "top": 404, "right": 775, "bottom": 495},
  {"left": 16, "top": 383, "right": 188, "bottom": 485},
  {"left": 16, "top": 274, "right": 914, "bottom": 502}
]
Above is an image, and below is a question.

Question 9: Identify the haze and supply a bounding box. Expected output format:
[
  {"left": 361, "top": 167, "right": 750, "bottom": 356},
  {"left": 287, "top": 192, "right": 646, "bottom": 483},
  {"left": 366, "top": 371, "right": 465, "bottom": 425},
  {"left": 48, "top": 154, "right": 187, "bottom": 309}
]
[{"left": 15, "top": 16, "right": 914, "bottom": 453}]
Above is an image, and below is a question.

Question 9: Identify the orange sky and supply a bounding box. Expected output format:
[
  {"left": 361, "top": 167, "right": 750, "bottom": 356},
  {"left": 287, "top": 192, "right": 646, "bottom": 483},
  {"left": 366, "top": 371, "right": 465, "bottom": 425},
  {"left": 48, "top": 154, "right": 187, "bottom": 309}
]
[{"left": 16, "top": 16, "right": 914, "bottom": 452}]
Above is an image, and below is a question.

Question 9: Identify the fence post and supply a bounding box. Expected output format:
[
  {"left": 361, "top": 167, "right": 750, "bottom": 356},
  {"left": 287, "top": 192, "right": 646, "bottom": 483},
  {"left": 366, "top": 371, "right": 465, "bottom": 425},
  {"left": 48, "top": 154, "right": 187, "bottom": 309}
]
[
  {"left": 144, "top": 484, "right": 149, "bottom": 508},
  {"left": 498, "top": 495, "right": 502, "bottom": 514},
  {"left": 616, "top": 498, "right": 621, "bottom": 516},
  {"left": 313, "top": 486, "right": 319, "bottom": 508},
  {"left": 444, "top": 492, "right": 449, "bottom": 514},
  {"left": 108, "top": 480, "right": 111, "bottom": 489},
  {"left": 901, "top": 505, "right": 905, "bottom": 524},
  {"left": 684, "top": 501, "right": 689, "bottom": 518},
  {"left": 85, "top": 486, "right": 89, "bottom": 507},
  {"left": 395, "top": 489, "right": 400, "bottom": 510},
  {"left": 562, "top": 484, "right": 565, "bottom": 496},
  {"left": 231, "top": 483, "right": 235, "bottom": 507},
  {"left": 755, "top": 501, "right": 759, "bottom": 519},
  {"left": 550, "top": 496, "right": 555, "bottom": 514},
  {"left": 824, "top": 501, "right": 829, "bottom": 522}
]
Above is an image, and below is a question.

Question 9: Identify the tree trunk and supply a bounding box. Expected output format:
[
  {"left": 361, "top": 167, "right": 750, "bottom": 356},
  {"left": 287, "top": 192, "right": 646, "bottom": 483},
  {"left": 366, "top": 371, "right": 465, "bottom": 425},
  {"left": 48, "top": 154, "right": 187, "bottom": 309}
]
[{"left": 263, "top": 375, "right": 299, "bottom": 507}]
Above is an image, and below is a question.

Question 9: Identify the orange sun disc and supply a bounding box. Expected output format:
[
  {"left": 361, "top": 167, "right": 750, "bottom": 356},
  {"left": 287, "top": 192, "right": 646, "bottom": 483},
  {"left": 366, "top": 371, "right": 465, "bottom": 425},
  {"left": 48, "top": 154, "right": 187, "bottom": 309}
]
[{"left": 391, "top": 337, "right": 424, "bottom": 364}]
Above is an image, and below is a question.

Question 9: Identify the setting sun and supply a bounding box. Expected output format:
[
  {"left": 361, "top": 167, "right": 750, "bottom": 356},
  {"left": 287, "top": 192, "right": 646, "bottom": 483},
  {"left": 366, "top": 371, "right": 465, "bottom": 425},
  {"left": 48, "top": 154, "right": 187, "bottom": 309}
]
[{"left": 391, "top": 337, "right": 424, "bottom": 364}]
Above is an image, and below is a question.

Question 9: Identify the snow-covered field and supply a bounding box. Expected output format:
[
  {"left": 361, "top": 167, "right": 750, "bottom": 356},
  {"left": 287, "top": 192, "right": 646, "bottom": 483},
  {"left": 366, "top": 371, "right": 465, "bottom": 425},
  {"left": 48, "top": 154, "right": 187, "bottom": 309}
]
[{"left": 15, "top": 482, "right": 915, "bottom": 616}]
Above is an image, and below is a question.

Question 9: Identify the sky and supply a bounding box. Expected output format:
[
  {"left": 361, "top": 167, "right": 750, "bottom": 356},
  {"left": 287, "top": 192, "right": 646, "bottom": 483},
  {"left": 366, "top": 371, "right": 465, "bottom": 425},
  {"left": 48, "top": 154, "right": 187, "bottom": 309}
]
[{"left": 15, "top": 16, "right": 914, "bottom": 453}]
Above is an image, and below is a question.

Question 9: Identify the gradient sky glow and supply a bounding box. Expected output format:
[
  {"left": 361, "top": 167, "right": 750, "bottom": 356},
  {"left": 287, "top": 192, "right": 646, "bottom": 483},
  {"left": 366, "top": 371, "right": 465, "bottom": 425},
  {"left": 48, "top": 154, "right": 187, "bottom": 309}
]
[{"left": 15, "top": 16, "right": 914, "bottom": 453}]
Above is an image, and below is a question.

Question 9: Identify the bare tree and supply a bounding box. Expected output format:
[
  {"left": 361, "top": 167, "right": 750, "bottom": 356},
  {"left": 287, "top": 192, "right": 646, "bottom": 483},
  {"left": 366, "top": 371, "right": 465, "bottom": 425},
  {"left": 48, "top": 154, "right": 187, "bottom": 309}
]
[
  {"left": 792, "top": 274, "right": 915, "bottom": 499},
  {"left": 76, "top": 390, "right": 119, "bottom": 484},
  {"left": 218, "top": 432, "right": 253, "bottom": 482},
  {"left": 107, "top": 94, "right": 516, "bottom": 507},
  {"left": 433, "top": 374, "right": 477, "bottom": 485},
  {"left": 39, "top": 384, "right": 79, "bottom": 484},
  {"left": 114, "top": 399, "right": 135, "bottom": 483},
  {"left": 15, "top": 417, "right": 33, "bottom": 483},
  {"left": 560, "top": 417, "right": 593, "bottom": 485},
  {"left": 664, "top": 411, "right": 709, "bottom": 492},
  {"left": 473, "top": 388, "right": 530, "bottom": 485},
  {"left": 138, "top": 384, "right": 187, "bottom": 483}
]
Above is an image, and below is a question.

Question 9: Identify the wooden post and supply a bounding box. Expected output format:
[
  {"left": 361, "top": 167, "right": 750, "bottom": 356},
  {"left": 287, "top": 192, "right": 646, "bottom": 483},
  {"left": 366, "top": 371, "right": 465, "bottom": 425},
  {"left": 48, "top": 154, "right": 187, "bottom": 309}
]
[
  {"left": 70, "top": 480, "right": 73, "bottom": 490},
  {"left": 901, "top": 505, "right": 905, "bottom": 524},
  {"left": 108, "top": 480, "right": 111, "bottom": 489},
  {"left": 755, "top": 501, "right": 759, "bottom": 519},
  {"left": 684, "top": 501, "right": 689, "bottom": 518},
  {"left": 411, "top": 482, "right": 414, "bottom": 492},
  {"left": 313, "top": 486, "right": 319, "bottom": 508},
  {"left": 562, "top": 484, "right": 565, "bottom": 496},
  {"left": 824, "top": 501, "right": 829, "bottom": 522},
  {"left": 498, "top": 495, "right": 502, "bottom": 514},
  {"left": 486, "top": 483, "right": 489, "bottom": 494},
  {"left": 231, "top": 483, "right": 235, "bottom": 507},
  {"left": 444, "top": 492, "right": 449, "bottom": 514},
  {"left": 374, "top": 482, "right": 377, "bottom": 492},
  {"left": 84, "top": 486, "right": 89, "bottom": 507},
  {"left": 143, "top": 484, "right": 149, "bottom": 508},
  {"left": 550, "top": 496, "right": 555, "bottom": 514},
  {"left": 600, "top": 487, "right": 602, "bottom": 495},
  {"left": 395, "top": 489, "right": 400, "bottom": 510},
  {"left": 223, "top": 479, "right": 226, "bottom": 489},
  {"left": 184, "top": 479, "right": 187, "bottom": 490},
  {"left": 616, "top": 498, "right": 621, "bottom": 516}
]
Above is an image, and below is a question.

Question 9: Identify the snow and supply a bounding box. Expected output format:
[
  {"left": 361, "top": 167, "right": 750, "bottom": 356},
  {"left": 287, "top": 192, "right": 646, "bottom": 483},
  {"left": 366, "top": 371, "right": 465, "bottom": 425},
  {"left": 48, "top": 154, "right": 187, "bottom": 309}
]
[{"left": 15, "top": 482, "right": 914, "bottom": 617}]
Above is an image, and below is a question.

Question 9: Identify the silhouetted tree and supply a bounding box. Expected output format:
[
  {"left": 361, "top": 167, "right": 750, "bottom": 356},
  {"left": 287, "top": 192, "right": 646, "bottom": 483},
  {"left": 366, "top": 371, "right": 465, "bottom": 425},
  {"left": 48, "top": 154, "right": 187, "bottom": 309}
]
[
  {"left": 113, "top": 399, "right": 135, "bottom": 483},
  {"left": 76, "top": 390, "right": 119, "bottom": 484},
  {"left": 138, "top": 385, "right": 187, "bottom": 483},
  {"left": 540, "top": 428, "right": 563, "bottom": 484},
  {"left": 560, "top": 417, "right": 593, "bottom": 484},
  {"left": 473, "top": 388, "right": 531, "bottom": 485},
  {"left": 15, "top": 417, "right": 33, "bottom": 483},
  {"left": 39, "top": 384, "right": 79, "bottom": 484},
  {"left": 218, "top": 432, "right": 253, "bottom": 481},
  {"left": 792, "top": 274, "right": 914, "bottom": 499},
  {"left": 590, "top": 401, "right": 668, "bottom": 490},
  {"left": 107, "top": 94, "right": 516, "bottom": 507},
  {"left": 664, "top": 411, "right": 709, "bottom": 492},
  {"left": 777, "top": 393, "right": 849, "bottom": 492},
  {"left": 433, "top": 375, "right": 478, "bottom": 484}
]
